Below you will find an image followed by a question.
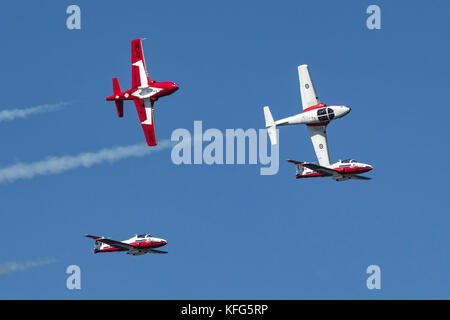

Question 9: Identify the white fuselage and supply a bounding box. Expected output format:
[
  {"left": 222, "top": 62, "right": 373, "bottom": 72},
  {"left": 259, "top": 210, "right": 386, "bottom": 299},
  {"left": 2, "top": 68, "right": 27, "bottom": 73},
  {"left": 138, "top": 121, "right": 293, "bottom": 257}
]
[
  {"left": 276, "top": 105, "right": 351, "bottom": 126},
  {"left": 97, "top": 235, "right": 167, "bottom": 250}
]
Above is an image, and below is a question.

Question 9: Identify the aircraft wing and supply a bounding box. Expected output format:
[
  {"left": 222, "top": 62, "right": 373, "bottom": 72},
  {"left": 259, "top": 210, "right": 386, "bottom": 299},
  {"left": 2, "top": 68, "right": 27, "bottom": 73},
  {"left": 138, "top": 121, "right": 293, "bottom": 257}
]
[
  {"left": 96, "top": 238, "right": 136, "bottom": 251},
  {"left": 300, "top": 162, "right": 337, "bottom": 177},
  {"left": 131, "top": 38, "right": 151, "bottom": 88},
  {"left": 307, "top": 125, "right": 331, "bottom": 166},
  {"left": 134, "top": 98, "right": 157, "bottom": 146},
  {"left": 298, "top": 65, "right": 319, "bottom": 110},
  {"left": 350, "top": 174, "right": 372, "bottom": 180},
  {"left": 147, "top": 248, "right": 168, "bottom": 254}
]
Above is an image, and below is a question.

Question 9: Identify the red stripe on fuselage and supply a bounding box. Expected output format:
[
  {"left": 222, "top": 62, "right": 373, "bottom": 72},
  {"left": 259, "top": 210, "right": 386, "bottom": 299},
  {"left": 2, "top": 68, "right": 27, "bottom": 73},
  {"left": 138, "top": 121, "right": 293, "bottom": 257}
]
[
  {"left": 334, "top": 166, "right": 371, "bottom": 174},
  {"left": 301, "top": 103, "right": 326, "bottom": 113}
]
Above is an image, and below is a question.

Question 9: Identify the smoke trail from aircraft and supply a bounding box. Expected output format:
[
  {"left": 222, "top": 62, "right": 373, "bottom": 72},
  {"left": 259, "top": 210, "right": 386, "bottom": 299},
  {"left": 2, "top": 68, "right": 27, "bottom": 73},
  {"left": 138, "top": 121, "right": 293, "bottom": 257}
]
[
  {"left": 0, "top": 258, "right": 56, "bottom": 276},
  {"left": 0, "top": 102, "right": 71, "bottom": 122},
  {"left": 0, "top": 140, "right": 173, "bottom": 184}
]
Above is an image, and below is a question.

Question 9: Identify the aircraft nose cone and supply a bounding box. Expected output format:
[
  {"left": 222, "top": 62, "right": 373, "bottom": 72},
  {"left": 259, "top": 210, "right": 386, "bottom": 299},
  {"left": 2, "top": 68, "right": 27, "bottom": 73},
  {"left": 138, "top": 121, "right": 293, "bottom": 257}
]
[
  {"left": 171, "top": 83, "right": 179, "bottom": 92},
  {"left": 345, "top": 106, "right": 351, "bottom": 114}
]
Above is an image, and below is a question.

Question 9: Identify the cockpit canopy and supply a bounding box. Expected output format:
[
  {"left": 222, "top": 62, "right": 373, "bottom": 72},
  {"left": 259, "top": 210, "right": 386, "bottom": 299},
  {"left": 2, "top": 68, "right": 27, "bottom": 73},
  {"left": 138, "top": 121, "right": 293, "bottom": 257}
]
[
  {"left": 317, "top": 108, "right": 335, "bottom": 122},
  {"left": 341, "top": 159, "right": 357, "bottom": 163},
  {"left": 137, "top": 234, "right": 152, "bottom": 238}
]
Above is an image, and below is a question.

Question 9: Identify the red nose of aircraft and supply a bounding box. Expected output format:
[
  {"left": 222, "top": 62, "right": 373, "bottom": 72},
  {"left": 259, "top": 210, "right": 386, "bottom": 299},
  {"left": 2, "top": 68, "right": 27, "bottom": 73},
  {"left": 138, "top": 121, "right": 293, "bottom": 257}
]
[
  {"left": 170, "top": 82, "right": 179, "bottom": 93},
  {"left": 161, "top": 82, "right": 178, "bottom": 96},
  {"left": 158, "top": 239, "right": 168, "bottom": 247}
]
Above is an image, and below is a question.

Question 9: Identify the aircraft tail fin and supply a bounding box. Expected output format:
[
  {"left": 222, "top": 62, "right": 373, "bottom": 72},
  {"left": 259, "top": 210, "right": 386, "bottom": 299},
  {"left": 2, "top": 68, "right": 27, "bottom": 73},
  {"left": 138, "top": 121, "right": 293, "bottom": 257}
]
[
  {"left": 112, "top": 78, "right": 124, "bottom": 118},
  {"left": 84, "top": 234, "right": 104, "bottom": 253},
  {"left": 287, "top": 159, "right": 306, "bottom": 177},
  {"left": 93, "top": 240, "right": 103, "bottom": 251},
  {"left": 263, "top": 106, "right": 277, "bottom": 145},
  {"left": 84, "top": 234, "right": 105, "bottom": 253}
]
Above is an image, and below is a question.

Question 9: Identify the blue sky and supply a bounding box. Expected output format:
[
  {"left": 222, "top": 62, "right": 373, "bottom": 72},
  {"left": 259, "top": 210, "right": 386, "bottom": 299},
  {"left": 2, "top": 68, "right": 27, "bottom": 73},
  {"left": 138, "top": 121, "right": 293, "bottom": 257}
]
[{"left": 0, "top": 0, "right": 449, "bottom": 299}]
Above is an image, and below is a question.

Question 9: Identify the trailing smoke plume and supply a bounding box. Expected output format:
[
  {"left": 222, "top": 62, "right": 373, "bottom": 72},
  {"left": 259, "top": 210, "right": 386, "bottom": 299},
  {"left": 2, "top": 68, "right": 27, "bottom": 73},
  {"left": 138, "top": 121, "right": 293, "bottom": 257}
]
[
  {"left": 0, "top": 102, "right": 72, "bottom": 122},
  {"left": 0, "top": 258, "right": 56, "bottom": 276},
  {"left": 0, "top": 140, "right": 173, "bottom": 184}
]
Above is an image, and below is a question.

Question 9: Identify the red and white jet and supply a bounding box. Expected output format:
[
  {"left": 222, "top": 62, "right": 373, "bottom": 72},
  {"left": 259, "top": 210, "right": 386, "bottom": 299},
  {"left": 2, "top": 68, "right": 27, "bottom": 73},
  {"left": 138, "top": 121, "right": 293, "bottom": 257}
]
[
  {"left": 106, "top": 39, "right": 179, "bottom": 146},
  {"left": 263, "top": 65, "right": 373, "bottom": 181},
  {"left": 85, "top": 234, "right": 168, "bottom": 256},
  {"left": 287, "top": 159, "right": 373, "bottom": 181}
]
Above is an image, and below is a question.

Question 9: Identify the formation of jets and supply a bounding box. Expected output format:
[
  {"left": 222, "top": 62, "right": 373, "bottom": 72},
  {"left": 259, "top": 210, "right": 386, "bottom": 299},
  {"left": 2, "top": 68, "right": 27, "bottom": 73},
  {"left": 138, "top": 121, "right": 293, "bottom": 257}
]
[
  {"left": 264, "top": 65, "right": 373, "bottom": 181},
  {"left": 88, "top": 41, "right": 373, "bottom": 256}
]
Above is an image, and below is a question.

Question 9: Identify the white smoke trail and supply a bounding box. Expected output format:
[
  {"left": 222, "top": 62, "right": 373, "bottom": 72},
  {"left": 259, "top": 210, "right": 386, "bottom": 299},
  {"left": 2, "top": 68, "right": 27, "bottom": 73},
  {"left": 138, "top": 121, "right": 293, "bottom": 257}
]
[
  {"left": 0, "top": 102, "right": 71, "bottom": 122},
  {"left": 0, "top": 140, "right": 173, "bottom": 184},
  {"left": 0, "top": 258, "right": 56, "bottom": 276}
]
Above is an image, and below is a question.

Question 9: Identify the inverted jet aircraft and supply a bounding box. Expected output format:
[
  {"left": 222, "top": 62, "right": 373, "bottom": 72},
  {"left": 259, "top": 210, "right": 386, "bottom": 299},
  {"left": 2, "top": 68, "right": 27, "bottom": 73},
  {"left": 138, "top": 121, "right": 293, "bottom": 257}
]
[
  {"left": 263, "top": 65, "right": 373, "bottom": 181},
  {"left": 106, "top": 39, "right": 179, "bottom": 146},
  {"left": 85, "top": 234, "right": 168, "bottom": 256}
]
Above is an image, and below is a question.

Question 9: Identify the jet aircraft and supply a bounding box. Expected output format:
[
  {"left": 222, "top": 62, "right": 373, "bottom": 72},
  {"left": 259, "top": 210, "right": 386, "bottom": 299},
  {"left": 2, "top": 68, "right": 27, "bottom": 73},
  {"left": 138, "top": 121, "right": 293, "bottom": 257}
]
[
  {"left": 85, "top": 234, "right": 168, "bottom": 256},
  {"left": 106, "top": 39, "right": 178, "bottom": 146},
  {"left": 287, "top": 159, "right": 373, "bottom": 181}
]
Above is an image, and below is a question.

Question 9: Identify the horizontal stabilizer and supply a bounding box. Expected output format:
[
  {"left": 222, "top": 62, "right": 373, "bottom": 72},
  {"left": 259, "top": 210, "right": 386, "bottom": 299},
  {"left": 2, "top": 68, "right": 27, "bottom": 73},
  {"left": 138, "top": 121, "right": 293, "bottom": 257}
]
[
  {"left": 115, "top": 100, "right": 124, "bottom": 118},
  {"left": 112, "top": 78, "right": 121, "bottom": 95},
  {"left": 263, "top": 106, "right": 277, "bottom": 145},
  {"left": 286, "top": 159, "right": 304, "bottom": 165},
  {"left": 84, "top": 234, "right": 103, "bottom": 240}
]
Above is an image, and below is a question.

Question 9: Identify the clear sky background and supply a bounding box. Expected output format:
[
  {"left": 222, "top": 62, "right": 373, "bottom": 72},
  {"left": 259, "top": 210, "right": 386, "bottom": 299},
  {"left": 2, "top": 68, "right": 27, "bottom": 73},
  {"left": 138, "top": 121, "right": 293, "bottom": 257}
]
[{"left": 0, "top": 0, "right": 449, "bottom": 299}]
